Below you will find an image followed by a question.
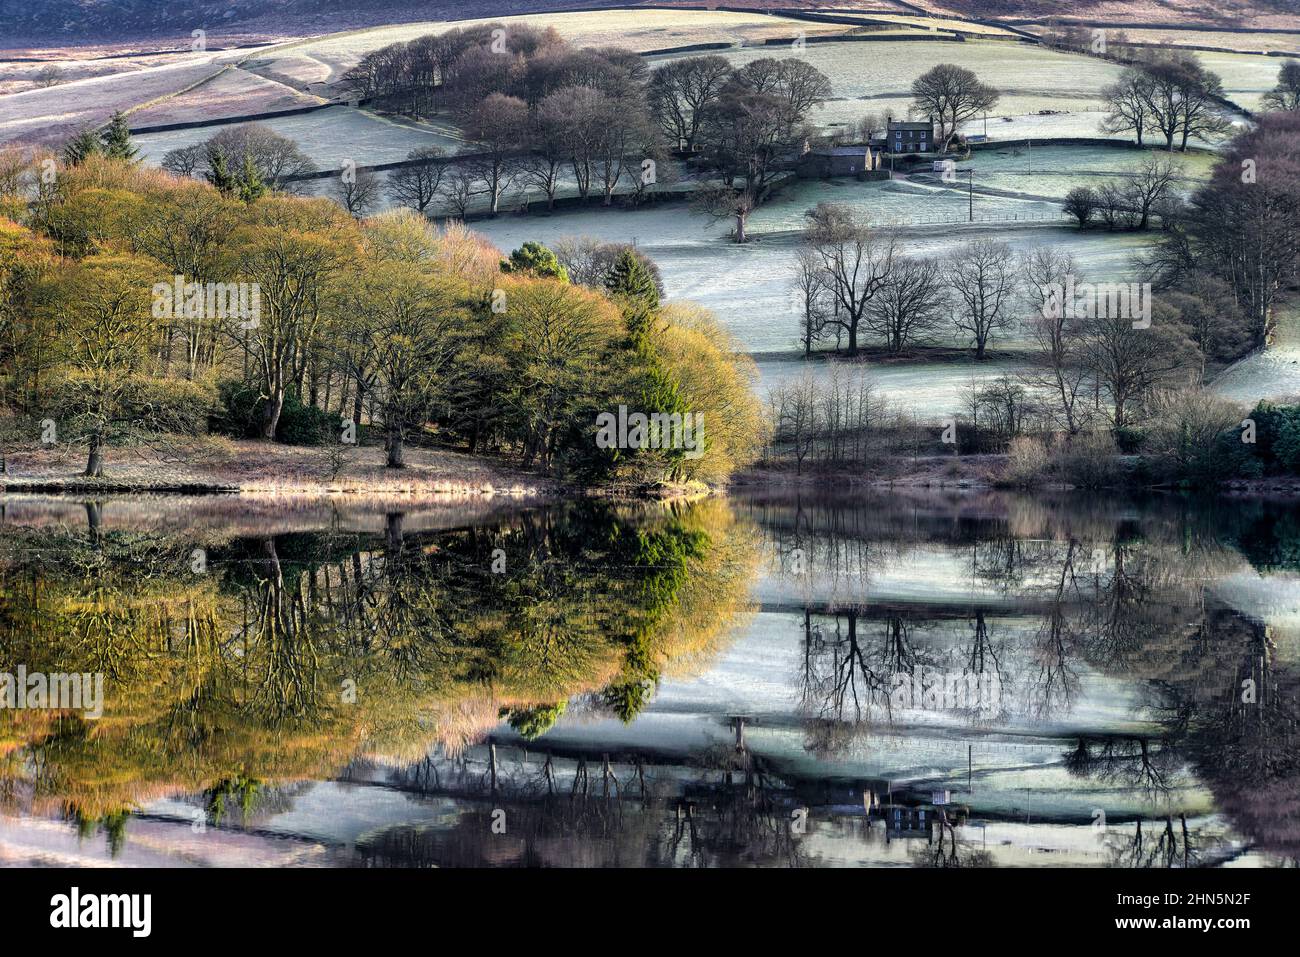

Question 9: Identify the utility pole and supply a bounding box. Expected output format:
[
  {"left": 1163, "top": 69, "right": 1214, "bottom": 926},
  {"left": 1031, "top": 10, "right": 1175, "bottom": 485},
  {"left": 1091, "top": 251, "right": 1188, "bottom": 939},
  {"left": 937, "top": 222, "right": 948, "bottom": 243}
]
[{"left": 968, "top": 168, "right": 974, "bottom": 222}]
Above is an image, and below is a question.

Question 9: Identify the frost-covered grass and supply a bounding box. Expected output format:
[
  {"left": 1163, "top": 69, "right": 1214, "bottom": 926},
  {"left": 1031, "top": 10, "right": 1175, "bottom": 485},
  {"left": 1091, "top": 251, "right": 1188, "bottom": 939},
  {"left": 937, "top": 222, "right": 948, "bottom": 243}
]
[
  {"left": 471, "top": 194, "right": 1151, "bottom": 406},
  {"left": 752, "top": 354, "right": 1028, "bottom": 418},
  {"left": 1211, "top": 304, "right": 1300, "bottom": 407},
  {"left": 836, "top": 14, "right": 1023, "bottom": 37},
  {"left": 653, "top": 37, "right": 1280, "bottom": 143},
  {"left": 128, "top": 66, "right": 325, "bottom": 127},
  {"left": 133, "top": 104, "right": 465, "bottom": 168},
  {"left": 0, "top": 53, "right": 231, "bottom": 148},
  {"left": 246, "top": 9, "right": 852, "bottom": 92},
  {"left": 950, "top": 143, "right": 1216, "bottom": 197},
  {"left": 1195, "top": 49, "right": 1294, "bottom": 111},
  {"left": 1102, "top": 29, "right": 1300, "bottom": 55},
  {"left": 649, "top": 39, "right": 1131, "bottom": 141}
]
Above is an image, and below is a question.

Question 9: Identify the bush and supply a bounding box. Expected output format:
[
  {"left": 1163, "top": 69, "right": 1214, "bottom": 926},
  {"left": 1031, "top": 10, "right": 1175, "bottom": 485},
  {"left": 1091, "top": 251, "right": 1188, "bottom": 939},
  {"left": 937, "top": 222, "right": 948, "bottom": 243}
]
[
  {"left": 999, "top": 436, "right": 1049, "bottom": 487},
  {"left": 210, "top": 379, "right": 260, "bottom": 438},
  {"left": 1144, "top": 389, "right": 1249, "bottom": 486},
  {"left": 1050, "top": 432, "right": 1123, "bottom": 488},
  {"left": 210, "top": 379, "right": 338, "bottom": 446},
  {"left": 1249, "top": 402, "right": 1300, "bottom": 474},
  {"left": 46, "top": 374, "right": 217, "bottom": 437},
  {"left": 275, "top": 393, "right": 336, "bottom": 446},
  {"left": 120, "top": 376, "right": 218, "bottom": 434},
  {"left": 1112, "top": 425, "right": 1145, "bottom": 453}
]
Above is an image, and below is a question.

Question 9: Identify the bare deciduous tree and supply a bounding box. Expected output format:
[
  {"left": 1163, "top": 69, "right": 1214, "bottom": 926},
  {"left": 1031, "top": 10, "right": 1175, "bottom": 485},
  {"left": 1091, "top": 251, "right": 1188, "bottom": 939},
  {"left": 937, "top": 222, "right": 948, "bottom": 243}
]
[
  {"left": 462, "top": 93, "right": 528, "bottom": 214},
  {"left": 801, "top": 203, "right": 896, "bottom": 355},
  {"left": 864, "top": 256, "right": 946, "bottom": 354},
  {"left": 647, "top": 55, "right": 733, "bottom": 151},
  {"left": 1018, "top": 247, "right": 1093, "bottom": 434},
  {"left": 332, "top": 167, "right": 383, "bottom": 219},
  {"left": 910, "top": 64, "right": 999, "bottom": 149},
  {"left": 1262, "top": 60, "right": 1300, "bottom": 112},
  {"left": 947, "top": 239, "right": 1018, "bottom": 359},
  {"left": 387, "top": 146, "right": 448, "bottom": 215},
  {"left": 1101, "top": 68, "right": 1156, "bottom": 146},
  {"left": 791, "top": 247, "right": 831, "bottom": 355}
]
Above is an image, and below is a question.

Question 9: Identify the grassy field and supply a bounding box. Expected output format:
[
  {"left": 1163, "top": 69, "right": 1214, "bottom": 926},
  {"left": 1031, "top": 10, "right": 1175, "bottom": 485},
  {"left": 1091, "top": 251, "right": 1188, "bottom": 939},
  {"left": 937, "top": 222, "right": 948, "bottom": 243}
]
[
  {"left": 242, "top": 9, "right": 855, "bottom": 94},
  {"left": 1101, "top": 29, "right": 1300, "bottom": 54},
  {"left": 128, "top": 66, "right": 326, "bottom": 126},
  {"left": 0, "top": 52, "right": 235, "bottom": 148},
  {"left": 926, "top": 0, "right": 1300, "bottom": 32},
  {"left": 1211, "top": 304, "right": 1300, "bottom": 407},
  {"left": 651, "top": 38, "right": 1131, "bottom": 141},
  {"left": 133, "top": 104, "right": 466, "bottom": 168},
  {"left": 1195, "top": 49, "right": 1295, "bottom": 111},
  {"left": 471, "top": 208, "right": 1150, "bottom": 356},
  {"left": 841, "top": 14, "right": 1024, "bottom": 37}
]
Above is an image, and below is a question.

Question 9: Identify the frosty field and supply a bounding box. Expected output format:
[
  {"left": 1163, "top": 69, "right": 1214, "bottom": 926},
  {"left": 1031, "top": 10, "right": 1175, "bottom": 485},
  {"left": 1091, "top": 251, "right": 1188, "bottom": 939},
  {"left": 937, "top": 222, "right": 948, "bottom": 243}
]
[
  {"left": 127, "top": 66, "right": 326, "bottom": 127},
  {"left": 470, "top": 198, "right": 1152, "bottom": 400},
  {"left": 650, "top": 38, "right": 1131, "bottom": 141},
  {"left": 133, "top": 104, "right": 466, "bottom": 168},
  {"left": 242, "top": 9, "right": 852, "bottom": 94}
]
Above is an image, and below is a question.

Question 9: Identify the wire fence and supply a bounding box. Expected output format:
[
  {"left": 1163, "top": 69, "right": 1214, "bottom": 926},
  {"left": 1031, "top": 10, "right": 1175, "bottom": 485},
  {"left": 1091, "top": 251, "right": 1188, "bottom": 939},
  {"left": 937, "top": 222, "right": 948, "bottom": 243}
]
[{"left": 872, "top": 211, "right": 1070, "bottom": 228}]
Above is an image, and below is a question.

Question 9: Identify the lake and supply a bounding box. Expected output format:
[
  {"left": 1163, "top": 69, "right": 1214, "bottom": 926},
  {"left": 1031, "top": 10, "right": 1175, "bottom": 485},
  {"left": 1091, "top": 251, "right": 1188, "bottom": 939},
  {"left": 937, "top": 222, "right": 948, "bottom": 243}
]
[{"left": 1, "top": 489, "right": 1297, "bottom": 867}]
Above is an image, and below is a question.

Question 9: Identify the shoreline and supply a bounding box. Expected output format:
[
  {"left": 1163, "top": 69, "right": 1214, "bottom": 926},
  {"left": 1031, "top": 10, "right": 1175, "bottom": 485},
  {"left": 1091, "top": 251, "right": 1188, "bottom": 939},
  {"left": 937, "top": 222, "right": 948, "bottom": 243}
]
[
  {"left": 0, "top": 438, "right": 719, "bottom": 503},
  {"left": 733, "top": 456, "right": 1300, "bottom": 498},
  {"left": 8, "top": 449, "right": 1300, "bottom": 502}
]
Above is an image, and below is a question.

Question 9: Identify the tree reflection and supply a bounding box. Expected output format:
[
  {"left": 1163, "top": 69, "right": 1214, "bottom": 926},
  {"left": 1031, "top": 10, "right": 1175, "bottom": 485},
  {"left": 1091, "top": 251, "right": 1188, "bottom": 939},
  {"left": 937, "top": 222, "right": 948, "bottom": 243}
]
[{"left": 0, "top": 498, "right": 759, "bottom": 852}]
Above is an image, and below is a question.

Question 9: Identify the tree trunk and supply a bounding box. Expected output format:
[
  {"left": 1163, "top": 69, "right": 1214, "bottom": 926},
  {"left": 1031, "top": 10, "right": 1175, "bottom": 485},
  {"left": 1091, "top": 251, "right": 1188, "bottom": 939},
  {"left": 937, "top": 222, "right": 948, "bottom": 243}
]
[
  {"left": 385, "top": 512, "right": 405, "bottom": 556},
  {"left": 261, "top": 389, "right": 284, "bottom": 441},
  {"left": 386, "top": 426, "right": 405, "bottom": 468},
  {"left": 734, "top": 210, "right": 747, "bottom": 244},
  {"left": 84, "top": 432, "right": 104, "bottom": 477}
]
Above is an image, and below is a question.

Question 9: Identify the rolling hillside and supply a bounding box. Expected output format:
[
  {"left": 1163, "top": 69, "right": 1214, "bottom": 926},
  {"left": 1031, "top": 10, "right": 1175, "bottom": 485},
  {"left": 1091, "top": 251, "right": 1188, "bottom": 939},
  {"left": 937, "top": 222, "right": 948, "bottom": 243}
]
[{"left": 2, "top": 0, "right": 1296, "bottom": 49}]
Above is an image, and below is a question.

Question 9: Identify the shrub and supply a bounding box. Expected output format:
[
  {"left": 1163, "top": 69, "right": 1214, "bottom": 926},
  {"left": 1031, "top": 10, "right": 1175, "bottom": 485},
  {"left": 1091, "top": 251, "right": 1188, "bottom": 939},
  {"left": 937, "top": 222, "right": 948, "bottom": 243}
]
[
  {"left": 275, "top": 393, "right": 337, "bottom": 446},
  {"left": 1050, "top": 432, "right": 1122, "bottom": 488},
  {"left": 1063, "top": 186, "right": 1096, "bottom": 227},
  {"left": 120, "top": 376, "right": 218, "bottom": 435},
  {"left": 210, "top": 379, "right": 338, "bottom": 446},
  {"left": 1112, "top": 425, "right": 1145, "bottom": 453},
  {"left": 210, "top": 379, "right": 260, "bottom": 439},
  {"left": 1145, "top": 389, "right": 1248, "bottom": 486},
  {"left": 46, "top": 374, "right": 217, "bottom": 439},
  {"left": 999, "top": 436, "right": 1049, "bottom": 486},
  {"left": 1249, "top": 401, "right": 1300, "bottom": 474}
]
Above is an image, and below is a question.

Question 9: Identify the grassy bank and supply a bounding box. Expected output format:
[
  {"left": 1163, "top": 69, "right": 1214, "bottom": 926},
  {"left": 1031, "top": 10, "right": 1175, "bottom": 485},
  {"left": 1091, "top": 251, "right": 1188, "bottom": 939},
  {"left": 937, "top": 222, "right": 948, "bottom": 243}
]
[{"left": 0, "top": 436, "right": 555, "bottom": 498}]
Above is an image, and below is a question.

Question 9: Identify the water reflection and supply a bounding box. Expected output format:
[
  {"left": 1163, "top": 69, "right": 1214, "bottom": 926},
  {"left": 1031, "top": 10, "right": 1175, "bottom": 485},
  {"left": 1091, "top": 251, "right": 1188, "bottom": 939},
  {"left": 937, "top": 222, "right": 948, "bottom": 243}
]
[{"left": 0, "top": 490, "right": 1298, "bottom": 867}]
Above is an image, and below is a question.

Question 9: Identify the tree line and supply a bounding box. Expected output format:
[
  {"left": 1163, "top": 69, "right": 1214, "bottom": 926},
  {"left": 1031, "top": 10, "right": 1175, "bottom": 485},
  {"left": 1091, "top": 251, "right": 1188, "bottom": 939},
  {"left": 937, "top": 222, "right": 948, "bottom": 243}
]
[
  {"left": 0, "top": 147, "right": 763, "bottom": 485},
  {"left": 1100, "top": 54, "right": 1235, "bottom": 151},
  {"left": 332, "top": 22, "right": 838, "bottom": 231}
]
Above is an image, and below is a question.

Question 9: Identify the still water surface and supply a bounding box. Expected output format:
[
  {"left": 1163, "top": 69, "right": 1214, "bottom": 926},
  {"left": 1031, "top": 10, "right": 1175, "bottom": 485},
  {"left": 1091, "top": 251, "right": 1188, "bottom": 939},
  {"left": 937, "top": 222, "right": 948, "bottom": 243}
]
[{"left": 1, "top": 490, "right": 1297, "bottom": 867}]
